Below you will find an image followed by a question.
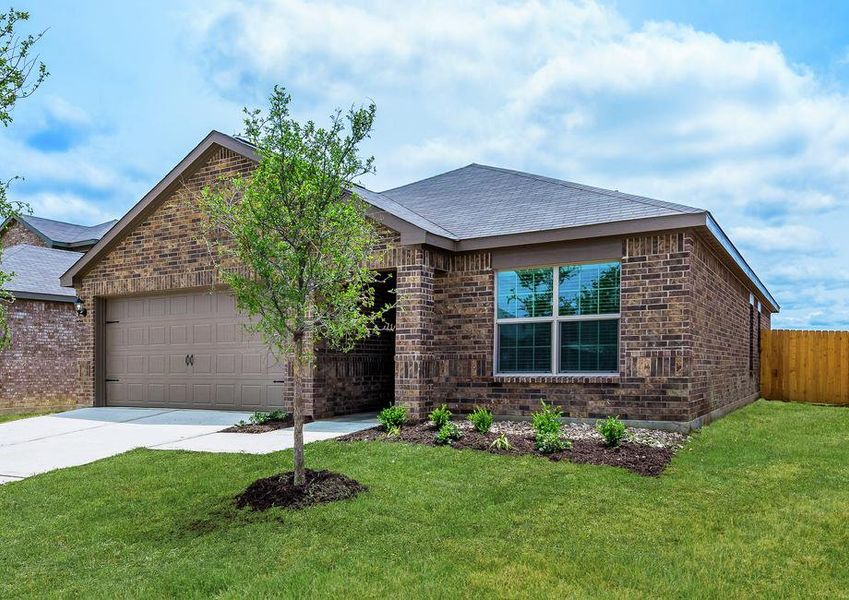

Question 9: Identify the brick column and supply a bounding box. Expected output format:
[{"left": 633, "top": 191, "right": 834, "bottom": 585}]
[{"left": 394, "top": 250, "right": 437, "bottom": 420}]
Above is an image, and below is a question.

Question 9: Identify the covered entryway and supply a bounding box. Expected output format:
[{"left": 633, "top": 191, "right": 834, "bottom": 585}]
[{"left": 103, "top": 291, "right": 286, "bottom": 410}]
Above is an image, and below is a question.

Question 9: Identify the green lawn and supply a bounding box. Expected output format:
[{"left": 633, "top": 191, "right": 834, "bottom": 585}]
[
  {"left": 1, "top": 400, "right": 848, "bottom": 598},
  {"left": 0, "top": 410, "right": 56, "bottom": 424}
]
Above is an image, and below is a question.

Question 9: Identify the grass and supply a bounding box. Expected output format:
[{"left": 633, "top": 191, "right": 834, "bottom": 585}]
[
  {"left": 1, "top": 400, "right": 848, "bottom": 598},
  {"left": 0, "top": 410, "right": 57, "bottom": 424}
]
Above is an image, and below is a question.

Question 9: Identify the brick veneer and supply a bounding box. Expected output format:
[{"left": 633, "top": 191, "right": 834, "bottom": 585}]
[
  {"left": 69, "top": 142, "right": 771, "bottom": 426},
  {"left": 0, "top": 298, "right": 83, "bottom": 412},
  {"left": 1, "top": 220, "right": 47, "bottom": 249}
]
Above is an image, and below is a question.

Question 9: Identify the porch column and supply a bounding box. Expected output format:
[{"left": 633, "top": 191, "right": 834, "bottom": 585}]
[{"left": 394, "top": 250, "right": 437, "bottom": 420}]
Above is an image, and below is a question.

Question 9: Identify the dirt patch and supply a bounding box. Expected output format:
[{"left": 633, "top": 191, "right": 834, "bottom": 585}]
[
  {"left": 223, "top": 415, "right": 303, "bottom": 434},
  {"left": 235, "top": 469, "right": 367, "bottom": 511},
  {"left": 339, "top": 422, "right": 678, "bottom": 477}
]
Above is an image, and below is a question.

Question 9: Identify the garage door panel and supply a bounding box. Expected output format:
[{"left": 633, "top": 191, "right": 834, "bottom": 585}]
[
  {"left": 128, "top": 299, "right": 145, "bottom": 319},
  {"left": 149, "top": 326, "right": 166, "bottom": 345},
  {"left": 107, "top": 381, "right": 125, "bottom": 403},
  {"left": 192, "top": 354, "right": 211, "bottom": 373},
  {"left": 193, "top": 323, "right": 213, "bottom": 344},
  {"left": 170, "top": 296, "right": 188, "bottom": 315},
  {"left": 242, "top": 353, "right": 262, "bottom": 375},
  {"left": 169, "top": 324, "right": 188, "bottom": 345},
  {"left": 127, "top": 326, "right": 147, "bottom": 346},
  {"left": 105, "top": 291, "right": 286, "bottom": 410},
  {"left": 126, "top": 355, "right": 145, "bottom": 374},
  {"left": 107, "top": 355, "right": 126, "bottom": 375},
  {"left": 149, "top": 355, "right": 166, "bottom": 374},
  {"left": 169, "top": 354, "right": 189, "bottom": 374}
]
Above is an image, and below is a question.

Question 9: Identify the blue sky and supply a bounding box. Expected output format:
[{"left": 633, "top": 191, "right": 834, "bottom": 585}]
[{"left": 4, "top": 1, "right": 849, "bottom": 329}]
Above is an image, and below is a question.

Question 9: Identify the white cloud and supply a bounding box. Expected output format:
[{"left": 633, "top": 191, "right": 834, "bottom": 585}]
[
  {"left": 731, "top": 224, "right": 823, "bottom": 253},
  {"left": 16, "top": 191, "right": 115, "bottom": 224},
  {"left": 182, "top": 1, "right": 849, "bottom": 328}
]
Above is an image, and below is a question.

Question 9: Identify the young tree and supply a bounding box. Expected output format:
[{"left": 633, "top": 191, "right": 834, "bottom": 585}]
[
  {"left": 0, "top": 8, "right": 48, "bottom": 347},
  {"left": 199, "top": 87, "right": 388, "bottom": 486}
]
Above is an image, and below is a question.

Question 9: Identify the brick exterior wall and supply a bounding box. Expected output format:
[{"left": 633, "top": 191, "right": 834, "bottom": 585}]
[
  {"left": 69, "top": 142, "right": 771, "bottom": 425},
  {"left": 689, "top": 233, "right": 766, "bottom": 419},
  {"left": 0, "top": 298, "right": 83, "bottom": 413},
  {"left": 1, "top": 220, "right": 47, "bottom": 249}
]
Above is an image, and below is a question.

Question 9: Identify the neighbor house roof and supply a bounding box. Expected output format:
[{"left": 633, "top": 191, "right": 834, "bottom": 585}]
[
  {"left": 0, "top": 214, "right": 117, "bottom": 249},
  {"left": 1, "top": 244, "right": 82, "bottom": 302},
  {"left": 59, "top": 130, "right": 778, "bottom": 312}
]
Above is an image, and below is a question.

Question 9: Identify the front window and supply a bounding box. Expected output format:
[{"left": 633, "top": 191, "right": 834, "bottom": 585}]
[{"left": 496, "top": 262, "right": 620, "bottom": 374}]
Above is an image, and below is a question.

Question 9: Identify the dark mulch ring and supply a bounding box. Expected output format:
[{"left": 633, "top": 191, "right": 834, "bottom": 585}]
[
  {"left": 339, "top": 422, "right": 676, "bottom": 477},
  {"left": 223, "top": 414, "right": 304, "bottom": 434},
  {"left": 235, "top": 469, "right": 367, "bottom": 511}
]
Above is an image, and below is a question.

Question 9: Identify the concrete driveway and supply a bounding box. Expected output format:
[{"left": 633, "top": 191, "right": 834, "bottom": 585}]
[{"left": 0, "top": 407, "right": 378, "bottom": 484}]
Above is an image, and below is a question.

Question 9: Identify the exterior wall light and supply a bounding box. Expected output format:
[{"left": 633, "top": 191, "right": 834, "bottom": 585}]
[{"left": 74, "top": 297, "right": 87, "bottom": 316}]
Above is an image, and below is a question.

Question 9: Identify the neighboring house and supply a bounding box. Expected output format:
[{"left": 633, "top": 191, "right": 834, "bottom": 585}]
[
  {"left": 60, "top": 131, "right": 777, "bottom": 429},
  {"left": 0, "top": 215, "right": 116, "bottom": 412}
]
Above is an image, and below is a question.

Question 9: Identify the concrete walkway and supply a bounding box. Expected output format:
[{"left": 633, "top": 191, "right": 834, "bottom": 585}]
[{"left": 0, "top": 407, "right": 378, "bottom": 484}]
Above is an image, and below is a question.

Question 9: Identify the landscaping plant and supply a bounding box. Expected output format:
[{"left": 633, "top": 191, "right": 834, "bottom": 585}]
[
  {"left": 597, "top": 415, "right": 626, "bottom": 447},
  {"left": 378, "top": 406, "right": 407, "bottom": 432},
  {"left": 535, "top": 431, "right": 571, "bottom": 453},
  {"left": 435, "top": 422, "right": 462, "bottom": 445},
  {"left": 531, "top": 401, "right": 569, "bottom": 453},
  {"left": 429, "top": 404, "right": 452, "bottom": 428},
  {"left": 468, "top": 407, "right": 493, "bottom": 433},
  {"left": 199, "top": 87, "right": 390, "bottom": 486},
  {"left": 490, "top": 432, "right": 511, "bottom": 451},
  {"left": 249, "top": 410, "right": 288, "bottom": 425}
]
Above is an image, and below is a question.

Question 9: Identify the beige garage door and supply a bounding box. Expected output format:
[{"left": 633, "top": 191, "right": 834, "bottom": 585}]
[{"left": 104, "top": 291, "right": 286, "bottom": 410}]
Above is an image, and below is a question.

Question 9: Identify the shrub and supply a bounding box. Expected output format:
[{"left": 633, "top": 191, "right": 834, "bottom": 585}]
[
  {"left": 468, "top": 407, "right": 493, "bottom": 433},
  {"left": 490, "top": 432, "right": 511, "bottom": 451},
  {"left": 386, "top": 425, "right": 401, "bottom": 437},
  {"left": 429, "top": 404, "right": 452, "bottom": 429},
  {"left": 435, "top": 422, "right": 462, "bottom": 445},
  {"left": 249, "top": 410, "right": 288, "bottom": 425},
  {"left": 597, "top": 416, "right": 626, "bottom": 447},
  {"left": 535, "top": 431, "right": 571, "bottom": 454},
  {"left": 378, "top": 405, "right": 407, "bottom": 431},
  {"left": 531, "top": 401, "right": 562, "bottom": 437}
]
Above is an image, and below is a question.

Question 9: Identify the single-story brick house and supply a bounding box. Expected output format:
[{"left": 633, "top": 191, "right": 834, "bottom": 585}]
[
  {"left": 0, "top": 215, "right": 116, "bottom": 412},
  {"left": 59, "top": 131, "right": 777, "bottom": 429}
]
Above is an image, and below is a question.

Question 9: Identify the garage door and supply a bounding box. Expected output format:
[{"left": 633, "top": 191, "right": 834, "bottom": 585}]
[{"left": 104, "top": 291, "right": 286, "bottom": 410}]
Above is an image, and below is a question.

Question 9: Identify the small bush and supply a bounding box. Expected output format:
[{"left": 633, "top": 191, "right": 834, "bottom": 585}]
[
  {"left": 429, "top": 404, "right": 452, "bottom": 429},
  {"left": 535, "top": 431, "right": 571, "bottom": 454},
  {"left": 378, "top": 406, "right": 407, "bottom": 431},
  {"left": 490, "top": 432, "right": 511, "bottom": 451},
  {"left": 249, "top": 410, "right": 288, "bottom": 425},
  {"left": 531, "top": 400, "right": 563, "bottom": 436},
  {"left": 597, "top": 416, "right": 626, "bottom": 447},
  {"left": 468, "top": 407, "right": 493, "bottom": 433},
  {"left": 386, "top": 425, "right": 401, "bottom": 437},
  {"left": 435, "top": 422, "right": 462, "bottom": 445}
]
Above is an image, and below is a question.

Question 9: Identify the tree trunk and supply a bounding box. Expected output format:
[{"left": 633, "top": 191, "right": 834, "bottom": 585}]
[{"left": 292, "top": 334, "right": 306, "bottom": 486}]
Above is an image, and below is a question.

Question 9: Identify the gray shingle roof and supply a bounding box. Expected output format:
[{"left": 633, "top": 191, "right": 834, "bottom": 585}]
[
  {"left": 1, "top": 244, "right": 81, "bottom": 300},
  {"left": 18, "top": 215, "right": 117, "bottom": 245},
  {"left": 380, "top": 164, "right": 704, "bottom": 239}
]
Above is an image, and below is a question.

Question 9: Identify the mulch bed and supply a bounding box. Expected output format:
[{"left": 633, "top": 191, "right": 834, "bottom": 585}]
[
  {"left": 339, "top": 422, "right": 676, "bottom": 477},
  {"left": 223, "top": 415, "right": 304, "bottom": 434},
  {"left": 235, "top": 469, "right": 367, "bottom": 511}
]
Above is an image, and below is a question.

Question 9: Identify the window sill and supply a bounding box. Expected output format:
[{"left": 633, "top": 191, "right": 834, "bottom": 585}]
[{"left": 493, "top": 373, "right": 620, "bottom": 384}]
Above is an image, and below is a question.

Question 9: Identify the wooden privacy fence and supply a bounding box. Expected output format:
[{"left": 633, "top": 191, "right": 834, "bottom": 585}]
[{"left": 761, "top": 329, "right": 849, "bottom": 405}]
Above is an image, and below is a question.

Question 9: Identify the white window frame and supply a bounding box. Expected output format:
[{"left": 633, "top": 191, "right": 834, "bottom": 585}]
[{"left": 493, "top": 261, "right": 621, "bottom": 377}]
